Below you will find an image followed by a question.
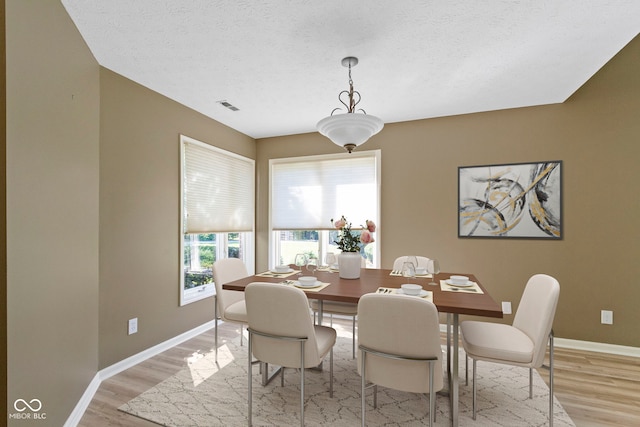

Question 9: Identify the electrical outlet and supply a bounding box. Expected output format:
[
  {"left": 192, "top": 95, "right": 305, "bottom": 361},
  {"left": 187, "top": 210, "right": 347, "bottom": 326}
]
[
  {"left": 502, "top": 301, "right": 512, "bottom": 315},
  {"left": 128, "top": 318, "right": 138, "bottom": 335},
  {"left": 601, "top": 310, "right": 613, "bottom": 325}
]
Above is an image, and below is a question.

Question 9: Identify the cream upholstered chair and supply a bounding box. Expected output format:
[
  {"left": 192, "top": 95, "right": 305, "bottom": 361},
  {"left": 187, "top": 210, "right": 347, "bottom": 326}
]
[
  {"left": 246, "top": 282, "right": 337, "bottom": 427},
  {"left": 212, "top": 258, "right": 249, "bottom": 362},
  {"left": 309, "top": 299, "right": 357, "bottom": 358},
  {"left": 392, "top": 255, "right": 431, "bottom": 272},
  {"left": 461, "top": 274, "right": 560, "bottom": 425},
  {"left": 308, "top": 255, "right": 366, "bottom": 358},
  {"left": 357, "top": 293, "right": 444, "bottom": 427}
]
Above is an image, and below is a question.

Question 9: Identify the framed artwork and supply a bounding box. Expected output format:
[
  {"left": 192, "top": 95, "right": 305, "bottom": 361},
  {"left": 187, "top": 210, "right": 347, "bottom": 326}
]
[{"left": 458, "top": 161, "right": 562, "bottom": 239}]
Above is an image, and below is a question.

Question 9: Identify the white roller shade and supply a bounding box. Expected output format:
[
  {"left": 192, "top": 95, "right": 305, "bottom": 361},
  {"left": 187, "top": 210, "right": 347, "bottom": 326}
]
[
  {"left": 271, "top": 151, "right": 379, "bottom": 230},
  {"left": 182, "top": 136, "right": 254, "bottom": 233}
]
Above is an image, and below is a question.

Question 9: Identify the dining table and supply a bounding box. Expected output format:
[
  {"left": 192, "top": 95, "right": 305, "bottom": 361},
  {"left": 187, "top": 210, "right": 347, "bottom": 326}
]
[{"left": 223, "top": 266, "right": 503, "bottom": 427}]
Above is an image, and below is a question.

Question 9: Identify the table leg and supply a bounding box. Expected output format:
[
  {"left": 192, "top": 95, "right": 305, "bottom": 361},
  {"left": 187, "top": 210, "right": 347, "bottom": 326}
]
[
  {"left": 317, "top": 300, "right": 324, "bottom": 326},
  {"left": 446, "top": 313, "right": 452, "bottom": 376}
]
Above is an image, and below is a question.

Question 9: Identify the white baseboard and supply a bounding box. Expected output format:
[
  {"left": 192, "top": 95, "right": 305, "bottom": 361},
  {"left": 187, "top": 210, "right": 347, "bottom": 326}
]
[
  {"left": 554, "top": 338, "right": 640, "bottom": 357},
  {"left": 99, "top": 320, "right": 217, "bottom": 381},
  {"left": 63, "top": 374, "right": 102, "bottom": 427},
  {"left": 64, "top": 320, "right": 217, "bottom": 427},
  {"left": 438, "top": 324, "right": 640, "bottom": 357}
]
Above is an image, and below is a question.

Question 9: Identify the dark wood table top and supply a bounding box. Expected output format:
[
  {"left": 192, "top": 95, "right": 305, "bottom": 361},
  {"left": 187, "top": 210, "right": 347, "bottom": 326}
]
[{"left": 223, "top": 267, "right": 503, "bottom": 319}]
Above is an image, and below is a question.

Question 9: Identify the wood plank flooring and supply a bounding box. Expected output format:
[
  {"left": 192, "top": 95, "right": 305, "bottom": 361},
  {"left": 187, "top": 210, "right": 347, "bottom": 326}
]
[
  {"left": 537, "top": 346, "right": 640, "bottom": 426},
  {"left": 78, "top": 320, "right": 640, "bottom": 426}
]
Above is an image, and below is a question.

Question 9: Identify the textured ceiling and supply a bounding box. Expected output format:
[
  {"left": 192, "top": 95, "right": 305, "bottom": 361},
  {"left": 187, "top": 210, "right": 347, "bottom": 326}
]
[{"left": 61, "top": 1, "right": 640, "bottom": 139}]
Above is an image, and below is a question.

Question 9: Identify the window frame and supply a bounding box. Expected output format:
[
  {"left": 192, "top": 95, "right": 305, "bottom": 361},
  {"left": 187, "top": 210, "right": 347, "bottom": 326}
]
[
  {"left": 180, "top": 135, "right": 255, "bottom": 306},
  {"left": 268, "top": 150, "right": 381, "bottom": 269}
]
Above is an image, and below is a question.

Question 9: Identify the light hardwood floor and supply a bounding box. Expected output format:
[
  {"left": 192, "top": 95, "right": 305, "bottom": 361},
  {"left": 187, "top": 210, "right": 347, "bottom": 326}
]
[{"left": 78, "top": 320, "right": 640, "bottom": 426}]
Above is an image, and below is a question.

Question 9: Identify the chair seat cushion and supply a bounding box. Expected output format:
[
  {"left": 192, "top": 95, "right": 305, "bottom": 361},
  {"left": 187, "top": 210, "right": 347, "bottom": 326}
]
[
  {"left": 224, "top": 300, "right": 248, "bottom": 323},
  {"left": 310, "top": 300, "right": 358, "bottom": 315},
  {"left": 314, "top": 325, "right": 338, "bottom": 360},
  {"left": 461, "top": 320, "right": 534, "bottom": 365}
]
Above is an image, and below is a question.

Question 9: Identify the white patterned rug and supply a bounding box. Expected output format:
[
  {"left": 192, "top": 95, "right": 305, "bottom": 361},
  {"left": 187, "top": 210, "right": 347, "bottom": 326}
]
[{"left": 120, "top": 326, "right": 574, "bottom": 426}]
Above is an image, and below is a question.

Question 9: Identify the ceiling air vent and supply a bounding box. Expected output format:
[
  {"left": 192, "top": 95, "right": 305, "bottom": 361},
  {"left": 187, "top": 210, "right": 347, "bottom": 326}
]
[{"left": 217, "top": 100, "right": 240, "bottom": 111}]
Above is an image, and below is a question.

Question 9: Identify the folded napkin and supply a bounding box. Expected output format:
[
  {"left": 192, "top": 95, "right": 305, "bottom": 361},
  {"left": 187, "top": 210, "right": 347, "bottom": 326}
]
[
  {"left": 376, "top": 287, "right": 433, "bottom": 301},
  {"left": 280, "top": 280, "right": 331, "bottom": 292},
  {"left": 316, "top": 266, "right": 338, "bottom": 273},
  {"left": 439, "top": 279, "right": 484, "bottom": 294},
  {"left": 389, "top": 270, "right": 432, "bottom": 278},
  {"left": 256, "top": 270, "right": 298, "bottom": 278}
]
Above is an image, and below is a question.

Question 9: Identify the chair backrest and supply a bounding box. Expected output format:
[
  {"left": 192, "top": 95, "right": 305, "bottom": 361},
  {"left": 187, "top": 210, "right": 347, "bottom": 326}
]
[
  {"left": 357, "top": 293, "right": 443, "bottom": 393},
  {"left": 212, "top": 258, "right": 248, "bottom": 313},
  {"left": 245, "top": 282, "right": 323, "bottom": 368},
  {"left": 513, "top": 274, "right": 560, "bottom": 367},
  {"left": 392, "top": 256, "right": 431, "bottom": 271}
]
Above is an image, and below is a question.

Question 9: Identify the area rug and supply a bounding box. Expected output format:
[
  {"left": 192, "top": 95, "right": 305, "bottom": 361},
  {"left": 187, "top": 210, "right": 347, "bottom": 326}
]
[{"left": 120, "top": 326, "right": 574, "bottom": 426}]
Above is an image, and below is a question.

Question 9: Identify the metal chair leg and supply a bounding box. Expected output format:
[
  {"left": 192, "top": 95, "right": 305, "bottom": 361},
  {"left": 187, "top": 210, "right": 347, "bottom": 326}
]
[
  {"left": 352, "top": 315, "right": 356, "bottom": 359},
  {"left": 330, "top": 347, "right": 334, "bottom": 397},
  {"left": 550, "top": 330, "right": 554, "bottom": 427},
  {"left": 361, "top": 352, "right": 366, "bottom": 427},
  {"left": 472, "top": 358, "right": 477, "bottom": 420},
  {"left": 374, "top": 384, "right": 378, "bottom": 409},
  {"left": 465, "top": 353, "right": 469, "bottom": 386},
  {"left": 299, "top": 341, "right": 305, "bottom": 427},
  {"left": 429, "top": 361, "right": 435, "bottom": 427},
  {"left": 214, "top": 298, "right": 219, "bottom": 363},
  {"left": 248, "top": 332, "right": 253, "bottom": 427}
]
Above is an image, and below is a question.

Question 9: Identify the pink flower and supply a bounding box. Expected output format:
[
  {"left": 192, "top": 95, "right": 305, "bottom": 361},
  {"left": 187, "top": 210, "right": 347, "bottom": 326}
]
[
  {"left": 365, "top": 220, "right": 376, "bottom": 233},
  {"left": 333, "top": 217, "right": 346, "bottom": 229},
  {"left": 360, "top": 230, "right": 375, "bottom": 244}
]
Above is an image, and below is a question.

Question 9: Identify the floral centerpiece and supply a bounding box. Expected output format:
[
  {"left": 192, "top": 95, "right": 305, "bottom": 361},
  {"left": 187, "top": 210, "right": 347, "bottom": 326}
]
[
  {"left": 331, "top": 215, "right": 376, "bottom": 279},
  {"left": 331, "top": 215, "right": 376, "bottom": 252}
]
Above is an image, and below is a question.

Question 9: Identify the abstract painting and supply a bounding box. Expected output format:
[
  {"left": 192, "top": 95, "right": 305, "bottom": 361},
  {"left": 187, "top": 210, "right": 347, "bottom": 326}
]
[{"left": 458, "top": 161, "right": 562, "bottom": 239}]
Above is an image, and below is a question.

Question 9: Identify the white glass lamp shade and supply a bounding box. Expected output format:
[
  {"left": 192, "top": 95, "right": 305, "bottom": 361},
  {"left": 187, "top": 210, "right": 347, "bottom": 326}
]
[{"left": 317, "top": 113, "right": 384, "bottom": 153}]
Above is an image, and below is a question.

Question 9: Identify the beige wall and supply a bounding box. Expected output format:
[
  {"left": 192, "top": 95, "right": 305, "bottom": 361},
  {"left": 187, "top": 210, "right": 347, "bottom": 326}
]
[
  {"left": 6, "top": 1, "right": 100, "bottom": 426},
  {"left": 4, "top": 2, "right": 639, "bottom": 425},
  {"left": 1, "top": 1, "right": 8, "bottom": 421},
  {"left": 257, "top": 35, "right": 640, "bottom": 348},
  {"left": 99, "top": 69, "right": 256, "bottom": 368}
]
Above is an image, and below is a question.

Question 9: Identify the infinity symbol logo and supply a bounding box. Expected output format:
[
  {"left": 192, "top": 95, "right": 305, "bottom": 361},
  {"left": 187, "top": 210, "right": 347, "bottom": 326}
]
[{"left": 14, "top": 398, "right": 42, "bottom": 412}]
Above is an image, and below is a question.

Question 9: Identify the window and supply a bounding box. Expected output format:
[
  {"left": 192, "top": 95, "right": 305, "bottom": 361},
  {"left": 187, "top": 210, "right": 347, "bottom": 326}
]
[
  {"left": 180, "top": 135, "right": 255, "bottom": 305},
  {"left": 269, "top": 150, "right": 380, "bottom": 268}
]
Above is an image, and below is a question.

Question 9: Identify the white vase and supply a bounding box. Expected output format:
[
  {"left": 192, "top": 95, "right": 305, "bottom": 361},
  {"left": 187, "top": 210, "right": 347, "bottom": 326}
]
[{"left": 338, "top": 252, "right": 362, "bottom": 279}]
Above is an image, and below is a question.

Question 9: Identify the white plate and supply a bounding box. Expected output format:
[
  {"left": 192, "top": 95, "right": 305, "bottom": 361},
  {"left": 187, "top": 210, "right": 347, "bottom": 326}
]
[
  {"left": 446, "top": 279, "right": 474, "bottom": 287},
  {"left": 270, "top": 268, "right": 293, "bottom": 274},
  {"left": 294, "top": 280, "right": 322, "bottom": 288},
  {"left": 397, "top": 289, "right": 430, "bottom": 297},
  {"left": 415, "top": 273, "right": 430, "bottom": 277}
]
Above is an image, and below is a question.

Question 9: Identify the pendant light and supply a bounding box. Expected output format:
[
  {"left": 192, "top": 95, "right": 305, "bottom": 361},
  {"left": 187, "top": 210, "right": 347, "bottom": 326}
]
[{"left": 316, "top": 57, "right": 384, "bottom": 153}]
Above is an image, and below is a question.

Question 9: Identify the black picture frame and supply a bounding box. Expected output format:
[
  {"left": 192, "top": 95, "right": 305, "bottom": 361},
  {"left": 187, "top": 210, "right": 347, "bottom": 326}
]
[{"left": 458, "top": 161, "right": 562, "bottom": 239}]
